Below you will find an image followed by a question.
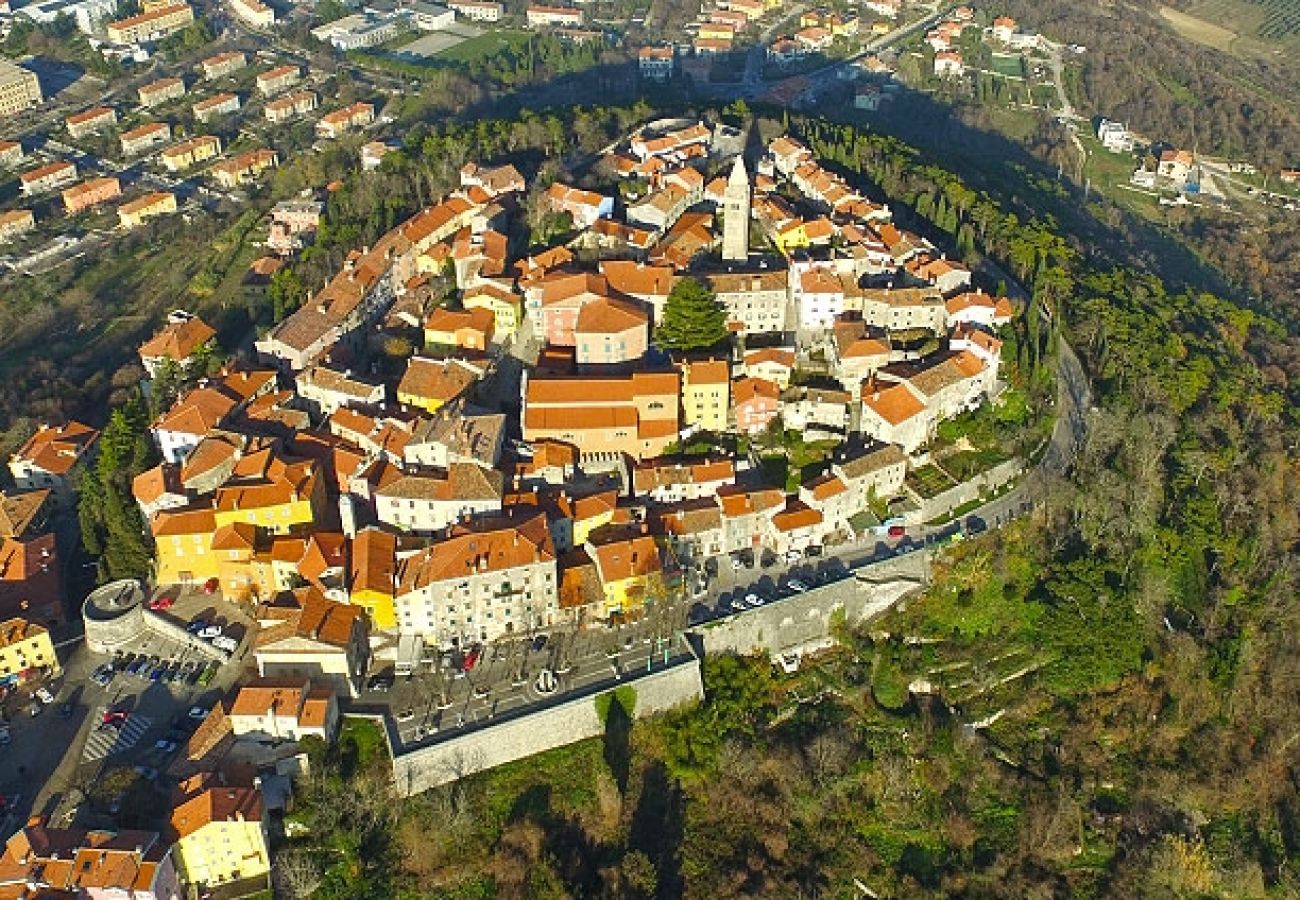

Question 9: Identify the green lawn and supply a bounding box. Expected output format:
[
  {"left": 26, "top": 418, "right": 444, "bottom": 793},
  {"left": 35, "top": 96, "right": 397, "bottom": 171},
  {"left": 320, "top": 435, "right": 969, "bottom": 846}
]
[
  {"left": 437, "top": 29, "right": 531, "bottom": 63},
  {"left": 906, "top": 464, "right": 956, "bottom": 499},
  {"left": 990, "top": 53, "right": 1024, "bottom": 78}
]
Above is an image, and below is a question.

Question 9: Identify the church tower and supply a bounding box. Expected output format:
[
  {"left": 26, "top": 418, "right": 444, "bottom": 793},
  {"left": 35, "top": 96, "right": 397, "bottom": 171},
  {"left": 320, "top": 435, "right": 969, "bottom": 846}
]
[{"left": 722, "top": 155, "right": 750, "bottom": 262}]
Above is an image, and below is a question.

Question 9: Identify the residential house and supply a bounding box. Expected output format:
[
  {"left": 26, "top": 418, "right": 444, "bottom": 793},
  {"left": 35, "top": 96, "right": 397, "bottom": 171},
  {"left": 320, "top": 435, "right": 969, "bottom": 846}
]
[
  {"left": 796, "top": 266, "right": 845, "bottom": 329},
  {"left": 1096, "top": 118, "right": 1134, "bottom": 153},
  {"left": 62, "top": 175, "right": 121, "bottom": 214},
  {"left": 138, "top": 311, "right": 215, "bottom": 377},
  {"left": 200, "top": 50, "right": 247, "bottom": 79},
  {"left": 0, "top": 139, "right": 25, "bottom": 168},
  {"left": 990, "top": 15, "right": 1016, "bottom": 43},
  {"left": 132, "top": 463, "right": 188, "bottom": 520},
  {"left": 463, "top": 281, "right": 523, "bottom": 338},
  {"left": 0, "top": 208, "right": 35, "bottom": 242},
  {"left": 598, "top": 260, "right": 674, "bottom": 323},
  {"left": 396, "top": 356, "right": 485, "bottom": 413},
  {"left": 531, "top": 271, "right": 610, "bottom": 344},
  {"left": 587, "top": 533, "right": 661, "bottom": 616},
  {"left": 783, "top": 386, "right": 851, "bottom": 436},
  {"left": 0, "top": 617, "right": 60, "bottom": 683},
  {"left": 8, "top": 421, "right": 99, "bottom": 502},
  {"left": 632, "top": 456, "right": 734, "bottom": 504},
  {"left": 574, "top": 297, "right": 649, "bottom": 369},
  {"left": 65, "top": 105, "right": 116, "bottom": 138},
  {"left": 227, "top": 677, "right": 339, "bottom": 742},
  {"left": 317, "top": 101, "right": 375, "bottom": 138},
  {"left": 373, "top": 463, "right": 504, "bottom": 533},
  {"left": 119, "top": 190, "right": 178, "bottom": 228},
  {"left": 253, "top": 589, "right": 369, "bottom": 696},
  {"left": 934, "top": 51, "right": 964, "bottom": 77},
  {"left": 944, "top": 290, "right": 1013, "bottom": 328},
  {"left": 161, "top": 135, "right": 221, "bottom": 172},
  {"left": 19, "top": 160, "right": 76, "bottom": 196},
  {"left": 768, "top": 500, "right": 824, "bottom": 554},
  {"left": 910, "top": 256, "right": 971, "bottom": 294},
  {"left": 403, "top": 402, "right": 505, "bottom": 470},
  {"left": 107, "top": 2, "right": 194, "bottom": 41},
  {"left": 169, "top": 779, "right": 268, "bottom": 893},
  {"left": 523, "top": 371, "right": 681, "bottom": 460},
  {"left": 263, "top": 89, "right": 317, "bottom": 122},
  {"left": 855, "top": 285, "right": 946, "bottom": 333},
  {"left": 626, "top": 182, "right": 693, "bottom": 235},
  {"left": 831, "top": 319, "right": 890, "bottom": 393},
  {"left": 544, "top": 182, "right": 613, "bottom": 228},
  {"left": 139, "top": 76, "right": 186, "bottom": 107},
  {"left": 424, "top": 306, "right": 495, "bottom": 353},
  {"left": 0, "top": 823, "right": 182, "bottom": 899},
  {"left": 392, "top": 512, "right": 558, "bottom": 643},
  {"left": 732, "top": 376, "right": 780, "bottom": 433},
  {"left": 256, "top": 64, "right": 301, "bottom": 96},
  {"left": 832, "top": 440, "right": 908, "bottom": 506},
  {"left": 349, "top": 526, "right": 397, "bottom": 628},
  {"left": 741, "top": 347, "right": 796, "bottom": 388},
  {"left": 639, "top": 46, "right": 674, "bottom": 80},
  {"left": 652, "top": 497, "right": 724, "bottom": 564},
  {"left": 211, "top": 148, "right": 278, "bottom": 188},
  {"left": 526, "top": 4, "right": 583, "bottom": 27},
  {"left": 717, "top": 484, "right": 785, "bottom": 554},
  {"left": 267, "top": 199, "right": 323, "bottom": 253},
  {"left": 680, "top": 358, "right": 730, "bottom": 432},
  {"left": 704, "top": 270, "right": 789, "bottom": 333},
  {"left": 193, "top": 91, "right": 240, "bottom": 123},
  {"left": 213, "top": 448, "right": 326, "bottom": 536},
  {"left": 1157, "top": 148, "right": 1194, "bottom": 184}
]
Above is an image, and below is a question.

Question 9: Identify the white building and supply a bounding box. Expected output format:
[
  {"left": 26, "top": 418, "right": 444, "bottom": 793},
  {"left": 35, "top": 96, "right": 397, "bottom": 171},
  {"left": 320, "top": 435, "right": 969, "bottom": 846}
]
[{"left": 1096, "top": 118, "right": 1134, "bottom": 153}]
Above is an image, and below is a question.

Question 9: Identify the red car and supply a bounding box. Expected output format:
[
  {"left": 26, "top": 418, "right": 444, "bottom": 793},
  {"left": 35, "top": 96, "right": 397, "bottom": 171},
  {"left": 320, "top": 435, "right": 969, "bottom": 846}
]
[
  {"left": 148, "top": 595, "right": 175, "bottom": 611},
  {"left": 462, "top": 647, "right": 480, "bottom": 672},
  {"left": 887, "top": 524, "right": 906, "bottom": 538},
  {"left": 203, "top": 577, "right": 219, "bottom": 595},
  {"left": 101, "top": 709, "right": 129, "bottom": 726}
]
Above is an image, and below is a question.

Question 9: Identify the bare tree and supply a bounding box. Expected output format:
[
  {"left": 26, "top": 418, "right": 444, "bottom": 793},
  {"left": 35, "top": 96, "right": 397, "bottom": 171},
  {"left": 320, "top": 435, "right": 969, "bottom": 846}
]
[{"left": 272, "top": 849, "right": 323, "bottom": 900}]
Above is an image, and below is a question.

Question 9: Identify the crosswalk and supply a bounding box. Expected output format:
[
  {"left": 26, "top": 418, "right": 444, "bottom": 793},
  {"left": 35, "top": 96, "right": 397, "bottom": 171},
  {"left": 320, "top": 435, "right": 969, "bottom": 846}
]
[{"left": 83, "top": 714, "right": 152, "bottom": 762}]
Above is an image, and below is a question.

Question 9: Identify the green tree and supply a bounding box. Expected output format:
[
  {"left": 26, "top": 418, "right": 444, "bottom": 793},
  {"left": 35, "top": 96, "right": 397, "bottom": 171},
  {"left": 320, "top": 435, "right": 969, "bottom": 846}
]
[{"left": 655, "top": 278, "right": 728, "bottom": 353}]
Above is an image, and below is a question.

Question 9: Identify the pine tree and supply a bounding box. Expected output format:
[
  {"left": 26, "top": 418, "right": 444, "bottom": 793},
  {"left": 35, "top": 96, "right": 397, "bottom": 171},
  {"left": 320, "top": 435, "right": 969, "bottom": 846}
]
[{"left": 655, "top": 278, "right": 728, "bottom": 353}]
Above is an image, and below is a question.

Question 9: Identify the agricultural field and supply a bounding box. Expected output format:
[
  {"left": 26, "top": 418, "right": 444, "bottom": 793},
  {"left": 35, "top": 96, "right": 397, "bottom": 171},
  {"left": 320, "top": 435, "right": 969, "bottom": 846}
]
[{"left": 1162, "top": 0, "right": 1300, "bottom": 54}]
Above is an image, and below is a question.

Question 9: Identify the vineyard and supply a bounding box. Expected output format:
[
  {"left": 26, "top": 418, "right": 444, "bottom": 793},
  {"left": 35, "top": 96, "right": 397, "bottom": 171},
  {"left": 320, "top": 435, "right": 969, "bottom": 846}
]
[
  {"left": 1175, "top": 0, "right": 1300, "bottom": 45},
  {"left": 1250, "top": 0, "right": 1300, "bottom": 39}
]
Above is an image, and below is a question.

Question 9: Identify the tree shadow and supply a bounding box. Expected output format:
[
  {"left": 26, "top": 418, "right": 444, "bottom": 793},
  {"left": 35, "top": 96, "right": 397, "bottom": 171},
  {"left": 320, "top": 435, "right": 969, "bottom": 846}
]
[
  {"left": 627, "top": 761, "right": 685, "bottom": 900},
  {"left": 602, "top": 692, "right": 634, "bottom": 796}
]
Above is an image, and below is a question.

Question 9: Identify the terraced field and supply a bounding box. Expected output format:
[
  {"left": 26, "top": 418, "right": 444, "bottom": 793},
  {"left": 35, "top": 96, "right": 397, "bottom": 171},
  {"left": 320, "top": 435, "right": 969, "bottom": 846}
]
[{"left": 1163, "top": 0, "right": 1300, "bottom": 52}]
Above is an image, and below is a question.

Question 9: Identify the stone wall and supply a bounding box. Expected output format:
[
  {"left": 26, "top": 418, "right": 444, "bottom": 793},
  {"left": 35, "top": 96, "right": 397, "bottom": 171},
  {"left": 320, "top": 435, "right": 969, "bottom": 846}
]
[
  {"left": 908, "top": 458, "right": 1023, "bottom": 524},
  {"left": 694, "top": 575, "right": 924, "bottom": 658},
  {"left": 390, "top": 655, "right": 704, "bottom": 796}
]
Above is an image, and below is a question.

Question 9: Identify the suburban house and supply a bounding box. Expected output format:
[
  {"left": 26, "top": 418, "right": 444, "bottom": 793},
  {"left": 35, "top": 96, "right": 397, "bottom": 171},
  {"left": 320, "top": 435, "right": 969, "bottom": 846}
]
[
  {"left": 0, "top": 209, "right": 35, "bottom": 242},
  {"left": 200, "top": 50, "right": 247, "bottom": 79},
  {"left": 526, "top": 4, "right": 583, "bottom": 27},
  {"left": 120, "top": 190, "right": 178, "bottom": 228},
  {"left": 317, "top": 101, "right": 375, "bottom": 139},
  {"left": 138, "top": 311, "right": 215, "bottom": 377},
  {"left": 211, "top": 148, "right": 278, "bottom": 188},
  {"left": 193, "top": 91, "right": 240, "bottom": 123},
  {"left": 107, "top": 2, "right": 194, "bottom": 42},
  {"left": 20, "top": 160, "right": 77, "bottom": 196},
  {"left": 255, "top": 64, "right": 301, "bottom": 96},
  {"left": 264, "top": 89, "right": 317, "bottom": 122},
  {"left": 8, "top": 421, "right": 99, "bottom": 502},
  {"left": 65, "top": 105, "right": 116, "bottom": 138},
  {"left": 161, "top": 135, "right": 221, "bottom": 172},
  {"left": 544, "top": 182, "right": 613, "bottom": 228},
  {"left": 138, "top": 76, "right": 186, "bottom": 107},
  {"left": 638, "top": 46, "right": 674, "bottom": 80},
  {"left": 62, "top": 176, "right": 121, "bottom": 214}
]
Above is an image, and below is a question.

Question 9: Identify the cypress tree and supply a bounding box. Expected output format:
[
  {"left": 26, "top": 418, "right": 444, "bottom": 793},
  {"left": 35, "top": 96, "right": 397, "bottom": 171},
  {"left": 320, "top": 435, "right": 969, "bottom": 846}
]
[{"left": 655, "top": 278, "right": 729, "bottom": 353}]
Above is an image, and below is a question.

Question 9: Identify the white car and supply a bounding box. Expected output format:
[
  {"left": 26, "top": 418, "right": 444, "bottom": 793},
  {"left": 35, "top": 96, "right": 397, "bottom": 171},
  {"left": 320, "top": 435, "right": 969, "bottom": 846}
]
[
  {"left": 198, "top": 625, "right": 222, "bottom": 639},
  {"left": 787, "top": 579, "right": 808, "bottom": 593},
  {"left": 211, "top": 635, "right": 238, "bottom": 653},
  {"left": 744, "top": 593, "right": 765, "bottom": 608},
  {"left": 35, "top": 687, "right": 55, "bottom": 704},
  {"left": 784, "top": 549, "right": 803, "bottom": 562}
]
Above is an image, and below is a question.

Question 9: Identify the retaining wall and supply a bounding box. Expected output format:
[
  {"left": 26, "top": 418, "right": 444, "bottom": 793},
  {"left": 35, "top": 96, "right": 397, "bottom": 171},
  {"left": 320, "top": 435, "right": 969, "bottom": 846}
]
[
  {"left": 694, "top": 576, "right": 923, "bottom": 658},
  {"left": 390, "top": 655, "right": 704, "bottom": 795},
  {"left": 910, "top": 458, "right": 1023, "bottom": 523}
]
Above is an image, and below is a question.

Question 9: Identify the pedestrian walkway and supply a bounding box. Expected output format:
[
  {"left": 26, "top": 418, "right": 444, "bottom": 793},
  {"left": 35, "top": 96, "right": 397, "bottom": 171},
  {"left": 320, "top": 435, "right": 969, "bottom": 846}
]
[{"left": 83, "top": 714, "right": 151, "bottom": 762}]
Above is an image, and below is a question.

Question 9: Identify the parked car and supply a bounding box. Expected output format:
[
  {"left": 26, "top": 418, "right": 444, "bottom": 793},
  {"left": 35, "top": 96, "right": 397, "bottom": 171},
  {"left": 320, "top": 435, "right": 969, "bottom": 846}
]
[
  {"left": 35, "top": 687, "right": 55, "bottom": 704},
  {"left": 367, "top": 671, "right": 395, "bottom": 693},
  {"left": 729, "top": 597, "right": 747, "bottom": 612},
  {"left": 197, "top": 664, "right": 216, "bottom": 686},
  {"left": 531, "top": 634, "right": 547, "bottom": 652},
  {"left": 185, "top": 620, "right": 208, "bottom": 634},
  {"left": 125, "top": 659, "right": 144, "bottom": 676},
  {"left": 462, "top": 646, "right": 481, "bottom": 672},
  {"left": 784, "top": 549, "right": 802, "bottom": 562},
  {"left": 198, "top": 625, "right": 222, "bottom": 640},
  {"left": 154, "top": 739, "right": 178, "bottom": 753},
  {"left": 187, "top": 706, "right": 208, "bottom": 720},
  {"left": 203, "top": 577, "right": 219, "bottom": 594},
  {"left": 92, "top": 665, "right": 115, "bottom": 687},
  {"left": 787, "top": 579, "right": 808, "bottom": 593},
  {"left": 212, "top": 635, "right": 238, "bottom": 653},
  {"left": 744, "top": 593, "right": 765, "bottom": 607},
  {"left": 148, "top": 595, "right": 175, "bottom": 611},
  {"left": 887, "top": 523, "right": 906, "bottom": 538},
  {"left": 58, "top": 702, "right": 74, "bottom": 718}
]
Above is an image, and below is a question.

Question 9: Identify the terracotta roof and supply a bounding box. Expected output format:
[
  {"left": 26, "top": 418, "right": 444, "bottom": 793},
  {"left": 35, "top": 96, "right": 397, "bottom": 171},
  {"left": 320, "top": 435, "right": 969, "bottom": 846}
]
[
  {"left": 772, "top": 499, "right": 823, "bottom": 532},
  {"left": 684, "top": 358, "right": 729, "bottom": 385},
  {"left": 425, "top": 306, "right": 496, "bottom": 338},
  {"left": 574, "top": 296, "right": 648, "bottom": 335},
  {"left": 398, "top": 357, "right": 483, "bottom": 405},
  {"left": 150, "top": 505, "right": 217, "bottom": 537},
  {"left": 169, "top": 786, "right": 262, "bottom": 841},
  {"left": 717, "top": 485, "right": 784, "bottom": 518},
  {"left": 11, "top": 421, "right": 99, "bottom": 475},
  {"left": 652, "top": 497, "right": 723, "bottom": 535},
  {"left": 590, "top": 534, "right": 660, "bottom": 582},
  {"left": 351, "top": 527, "right": 397, "bottom": 595},
  {"left": 0, "top": 489, "right": 50, "bottom": 539},
  {"left": 732, "top": 376, "right": 780, "bottom": 406},
  {"left": 395, "top": 512, "right": 554, "bottom": 591},
  {"left": 632, "top": 457, "right": 734, "bottom": 493},
  {"left": 214, "top": 451, "right": 319, "bottom": 513},
  {"left": 744, "top": 347, "right": 796, "bottom": 369},
  {"left": 598, "top": 260, "right": 675, "bottom": 297},
  {"left": 862, "top": 380, "right": 925, "bottom": 425},
  {"left": 572, "top": 489, "right": 617, "bottom": 521},
  {"left": 0, "top": 617, "right": 48, "bottom": 649},
  {"left": 139, "top": 314, "right": 214, "bottom": 362},
  {"left": 256, "top": 589, "right": 362, "bottom": 650},
  {"left": 376, "top": 463, "right": 503, "bottom": 504},
  {"left": 805, "top": 473, "right": 847, "bottom": 501},
  {"left": 525, "top": 371, "right": 679, "bottom": 404}
]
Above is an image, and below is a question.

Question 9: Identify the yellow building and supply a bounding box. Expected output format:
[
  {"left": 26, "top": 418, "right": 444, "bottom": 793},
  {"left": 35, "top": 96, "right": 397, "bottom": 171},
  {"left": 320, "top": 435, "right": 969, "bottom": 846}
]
[
  {"left": 588, "top": 535, "right": 661, "bottom": 615},
  {"left": 107, "top": 3, "right": 194, "bottom": 43},
  {"left": 118, "top": 191, "right": 177, "bottom": 229},
  {"left": 152, "top": 507, "right": 220, "bottom": 586},
  {"left": 681, "top": 358, "right": 730, "bottom": 432},
  {"left": 463, "top": 283, "right": 522, "bottom": 337},
  {"left": 161, "top": 135, "right": 221, "bottom": 173},
  {"left": 211, "top": 451, "right": 324, "bottom": 536},
  {"left": 571, "top": 491, "right": 617, "bottom": 548},
  {"left": 170, "top": 782, "right": 269, "bottom": 891},
  {"left": 396, "top": 356, "right": 483, "bottom": 415},
  {"left": 0, "top": 618, "right": 59, "bottom": 682},
  {"left": 350, "top": 527, "right": 397, "bottom": 629}
]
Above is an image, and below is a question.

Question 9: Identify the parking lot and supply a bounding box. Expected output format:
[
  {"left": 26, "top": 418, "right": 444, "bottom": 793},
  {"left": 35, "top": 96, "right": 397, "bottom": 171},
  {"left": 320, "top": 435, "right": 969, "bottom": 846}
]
[
  {"left": 362, "top": 607, "right": 689, "bottom": 750},
  {"left": 0, "top": 588, "right": 257, "bottom": 834}
]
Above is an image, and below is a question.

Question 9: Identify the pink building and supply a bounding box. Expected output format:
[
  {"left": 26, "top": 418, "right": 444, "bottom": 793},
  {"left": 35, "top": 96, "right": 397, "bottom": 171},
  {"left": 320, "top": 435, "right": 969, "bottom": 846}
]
[
  {"left": 574, "top": 297, "right": 649, "bottom": 368},
  {"left": 537, "top": 272, "right": 609, "bottom": 346},
  {"left": 732, "top": 376, "right": 780, "bottom": 433}
]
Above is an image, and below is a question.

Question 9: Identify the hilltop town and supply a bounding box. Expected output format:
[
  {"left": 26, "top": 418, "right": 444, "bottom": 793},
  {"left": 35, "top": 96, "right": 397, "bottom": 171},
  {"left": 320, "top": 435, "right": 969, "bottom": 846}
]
[{"left": 0, "top": 116, "right": 1030, "bottom": 896}]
